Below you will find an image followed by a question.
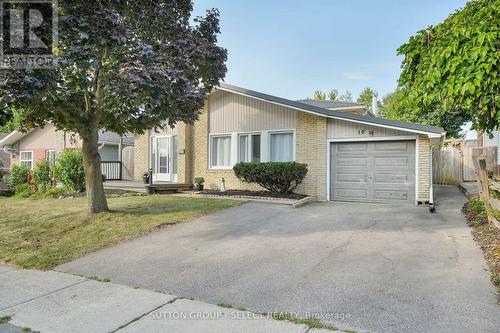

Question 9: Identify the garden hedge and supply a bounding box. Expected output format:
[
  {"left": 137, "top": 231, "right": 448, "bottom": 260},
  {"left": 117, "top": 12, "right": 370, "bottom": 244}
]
[{"left": 233, "top": 162, "right": 308, "bottom": 193}]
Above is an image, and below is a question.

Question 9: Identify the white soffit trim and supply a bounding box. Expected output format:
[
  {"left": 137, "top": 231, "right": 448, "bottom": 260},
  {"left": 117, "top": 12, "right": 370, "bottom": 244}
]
[
  {"left": 0, "top": 131, "right": 29, "bottom": 146},
  {"left": 216, "top": 87, "right": 443, "bottom": 138}
]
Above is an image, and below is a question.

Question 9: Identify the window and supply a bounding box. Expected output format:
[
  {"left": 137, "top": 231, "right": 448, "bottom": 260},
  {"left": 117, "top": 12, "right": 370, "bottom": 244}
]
[
  {"left": 251, "top": 134, "right": 261, "bottom": 162},
  {"left": 238, "top": 135, "right": 248, "bottom": 162},
  {"left": 46, "top": 150, "right": 56, "bottom": 165},
  {"left": 270, "top": 132, "right": 294, "bottom": 162},
  {"left": 20, "top": 151, "right": 33, "bottom": 169},
  {"left": 238, "top": 133, "right": 261, "bottom": 163},
  {"left": 211, "top": 135, "right": 231, "bottom": 167}
]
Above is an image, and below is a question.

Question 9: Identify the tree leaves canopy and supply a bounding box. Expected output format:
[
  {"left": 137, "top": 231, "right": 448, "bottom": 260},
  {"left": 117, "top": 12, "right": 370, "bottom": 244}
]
[
  {"left": 0, "top": 0, "right": 228, "bottom": 135},
  {"left": 397, "top": 0, "right": 499, "bottom": 133}
]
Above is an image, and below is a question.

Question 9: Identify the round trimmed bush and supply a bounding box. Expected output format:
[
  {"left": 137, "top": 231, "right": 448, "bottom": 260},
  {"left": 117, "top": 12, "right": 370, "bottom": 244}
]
[
  {"left": 233, "top": 162, "right": 308, "bottom": 193},
  {"left": 55, "top": 150, "right": 85, "bottom": 192}
]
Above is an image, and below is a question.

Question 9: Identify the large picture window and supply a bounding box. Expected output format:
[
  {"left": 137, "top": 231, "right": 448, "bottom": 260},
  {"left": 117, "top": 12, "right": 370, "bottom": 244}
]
[
  {"left": 20, "top": 151, "right": 33, "bottom": 169},
  {"left": 270, "top": 132, "right": 294, "bottom": 162},
  {"left": 211, "top": 135, "right": 231, "bottom": 167}
]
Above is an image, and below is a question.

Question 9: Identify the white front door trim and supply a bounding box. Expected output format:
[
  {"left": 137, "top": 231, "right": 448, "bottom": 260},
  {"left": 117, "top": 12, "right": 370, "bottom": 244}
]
[{"left": 152, "top": 135, "right": 176, "bottom": 182}]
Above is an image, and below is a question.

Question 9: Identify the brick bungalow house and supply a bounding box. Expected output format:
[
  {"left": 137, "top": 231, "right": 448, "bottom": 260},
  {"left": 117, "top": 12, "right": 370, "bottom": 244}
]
[{"left": 134, "top": 83, "right": 445, "bottom": 206}]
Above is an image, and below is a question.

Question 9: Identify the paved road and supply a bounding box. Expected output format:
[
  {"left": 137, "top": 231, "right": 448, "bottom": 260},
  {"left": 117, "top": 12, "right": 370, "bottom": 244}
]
[{"left": 57, "top": 186, "right": 500, "bottom": 333}]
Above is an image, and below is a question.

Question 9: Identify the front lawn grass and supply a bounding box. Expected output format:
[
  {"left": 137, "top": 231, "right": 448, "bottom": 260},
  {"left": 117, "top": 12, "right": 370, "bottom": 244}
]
[{"left": 0, "top": 195, "right": 240, "bottom": 269}]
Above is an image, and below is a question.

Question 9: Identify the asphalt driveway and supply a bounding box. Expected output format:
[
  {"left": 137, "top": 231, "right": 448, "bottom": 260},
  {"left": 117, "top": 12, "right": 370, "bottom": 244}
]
[{"left": 57, "top": 186, "right": 499, "bottom": 333}]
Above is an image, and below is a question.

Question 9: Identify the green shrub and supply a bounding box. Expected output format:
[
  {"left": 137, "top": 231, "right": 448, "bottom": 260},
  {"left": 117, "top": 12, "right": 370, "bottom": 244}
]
[
  {"left": 233, "top": 162, "right": 308, "bottom": 193},
  {"left": 32, "top": 160, "right": 51, "bottom": 191},
  {"left": 55, "top": 150, "right": 85, "bottom": 192},
  {"left": 8, "top": 164, "right": 29, "bottom": 189},
  {"left": 468, "top": 197, "right": 485, "bottom": 216},
  {"left": 193, "top": 177, "right": 205, "bottom": 185},
  {"left": 14, "top": 183, "right": 34, "bottom": 198}
]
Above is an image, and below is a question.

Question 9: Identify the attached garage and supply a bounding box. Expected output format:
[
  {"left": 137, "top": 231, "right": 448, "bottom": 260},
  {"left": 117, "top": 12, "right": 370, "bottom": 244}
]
[{"left": 330, "top": 140, "right": 415, "bottom": 204}]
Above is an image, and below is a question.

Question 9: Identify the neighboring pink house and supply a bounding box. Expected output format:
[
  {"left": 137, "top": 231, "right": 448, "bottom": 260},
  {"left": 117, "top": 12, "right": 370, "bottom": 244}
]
[{"left": 0, "top": 124, "right": 135, "bottom": 180}]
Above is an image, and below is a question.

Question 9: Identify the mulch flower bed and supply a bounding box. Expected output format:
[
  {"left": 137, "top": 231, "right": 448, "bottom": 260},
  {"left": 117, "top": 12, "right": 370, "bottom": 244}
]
[
  {"left": 199, "top": 189, "right": 307, "bottom": 200},
  {"left": 463, "top": 200, "right": 500, "bottom": 297}
]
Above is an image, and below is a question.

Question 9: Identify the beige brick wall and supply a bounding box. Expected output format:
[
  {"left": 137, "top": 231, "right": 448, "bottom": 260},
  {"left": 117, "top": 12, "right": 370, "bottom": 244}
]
[
  {"left": 295, "top": 112, "right": 327, "bottom": 200},
  {"left": 190, "top": 105, "right": 261, "bottom": 191},
  {"left": 133, "top": 130, "right": 150, "bottom": 181},
  {"left": 417, "top": 135, "right": 430, "bottom": 201},
  {"left": 189, "top": 105, "right": 328, "bottom": 198}
]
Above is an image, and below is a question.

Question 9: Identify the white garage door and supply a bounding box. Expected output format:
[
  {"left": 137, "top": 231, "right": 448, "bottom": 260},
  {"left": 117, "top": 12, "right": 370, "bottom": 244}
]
[{"left": 330, "top": 140, "right": 416, "bottom": 204}]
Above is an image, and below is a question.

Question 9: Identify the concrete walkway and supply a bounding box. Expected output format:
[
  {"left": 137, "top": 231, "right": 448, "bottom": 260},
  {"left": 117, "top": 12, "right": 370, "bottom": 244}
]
[{"left": 0, "top": 265, "right": 337, "bottom": 333}]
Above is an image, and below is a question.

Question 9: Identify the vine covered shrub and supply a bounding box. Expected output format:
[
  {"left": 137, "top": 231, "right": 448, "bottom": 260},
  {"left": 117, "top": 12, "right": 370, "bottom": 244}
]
[
  {"left": 32, "top": 160, "right": 51, "bottom": 192},
  {"left": 233, "top": 162, "right": 308, "bottom": 193},
  {"left": 8, "top": 164, "right": 29, "bottom": 189},
  {"left": 55, "top": 150, "right": 85, "bottom": 192}
]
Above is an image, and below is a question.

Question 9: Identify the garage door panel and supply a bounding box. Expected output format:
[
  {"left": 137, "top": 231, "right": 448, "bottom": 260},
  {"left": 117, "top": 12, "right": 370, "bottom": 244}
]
[
  {"left": 373, "top": 189, "right": 408, "bottom": 201},
  {"left": 336, "top": 157, "right": 369, "bottom": 167},
  {"left": 337, "top": 143, "right": 368, "bottom": 152},
  {"left": 335, "top": 188, "right": 368, "bottom": 199},
  {"left": 336, "top": 173, "right": 368, "bottom": 183},
  {"left": 331, "top": 141, "right": 415, "bottom": 204},
  {"left": 374, "top": 173, "right": 409, "bottom": 184},
  {"left": 374, "top": 156, "right": 409, "bottom": 167}
]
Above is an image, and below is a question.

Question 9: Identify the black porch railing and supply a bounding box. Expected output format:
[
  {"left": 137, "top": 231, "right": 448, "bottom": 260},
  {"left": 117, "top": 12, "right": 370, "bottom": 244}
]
[{"left": 101, "top": 161, "right": 122, "bottom": 181}]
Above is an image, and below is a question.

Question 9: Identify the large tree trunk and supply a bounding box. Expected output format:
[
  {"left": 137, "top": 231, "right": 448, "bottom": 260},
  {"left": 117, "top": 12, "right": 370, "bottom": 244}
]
[{"left": 81, "top": 124, "right": 109, "bottom": 214}]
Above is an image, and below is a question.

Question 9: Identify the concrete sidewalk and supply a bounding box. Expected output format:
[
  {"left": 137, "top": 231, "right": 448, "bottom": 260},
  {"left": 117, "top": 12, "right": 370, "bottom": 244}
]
[{"left": 0, "top": 264, "right": 337, "bottom": 333}]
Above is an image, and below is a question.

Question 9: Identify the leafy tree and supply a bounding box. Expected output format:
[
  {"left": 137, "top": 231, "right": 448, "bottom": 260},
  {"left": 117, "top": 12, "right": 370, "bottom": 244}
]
[
  {"left": 397, "top": 0, "right": 498, "bottom": 133},
  {"left": 338, "top": 91, "right": 353, "bottom": 102},
  {"left": 379, "top": 88, "right": 468, "bottom": 138},
  {"left": 328, "top": 89, "right": 338, "bottom": 101},
  {"left": 0, "top": 1, "right": 227, "bottom": 213},
  {"left": 357, "top": 87, "right": 378, "bottom": 107},
  {"left": 313, "top": 90, "right": 326, "bottom": 100},
  {"left": 0, "top": 108, "right": 21, "bottom": 133}
]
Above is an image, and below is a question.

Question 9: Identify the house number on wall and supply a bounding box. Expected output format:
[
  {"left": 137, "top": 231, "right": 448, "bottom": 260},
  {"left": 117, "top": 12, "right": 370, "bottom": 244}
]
[{"left": 358, "top": 129, "right": 365, "bottom": 135}]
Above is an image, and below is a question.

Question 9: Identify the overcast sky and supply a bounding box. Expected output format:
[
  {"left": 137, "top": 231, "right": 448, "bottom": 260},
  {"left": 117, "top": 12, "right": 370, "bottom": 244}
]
[{"left": 193, "top": 0, "right": 468, "bottom": 101}]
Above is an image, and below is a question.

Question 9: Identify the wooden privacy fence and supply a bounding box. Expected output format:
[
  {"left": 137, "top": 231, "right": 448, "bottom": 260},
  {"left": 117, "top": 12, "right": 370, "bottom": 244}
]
[{"left": 433, "top": 139, "right": 499, "bottom": 185}]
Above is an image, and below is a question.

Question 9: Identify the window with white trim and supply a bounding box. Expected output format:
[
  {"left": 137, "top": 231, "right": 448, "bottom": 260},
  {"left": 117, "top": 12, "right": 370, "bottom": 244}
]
[
  {"left": 46, "top": 150, "right": 56, "bottom": 166},
  {"left": 270, "top": 132, "right": 294, "bottom": 162},
  {"left": 20, "top": 151, "right": 33, "bottom": 169},
  {"left": 210, "top": 135, "right": 232, "bottom": 167},
  {"left": 238, "top": 133, "right": 261, "bottom": 163}
]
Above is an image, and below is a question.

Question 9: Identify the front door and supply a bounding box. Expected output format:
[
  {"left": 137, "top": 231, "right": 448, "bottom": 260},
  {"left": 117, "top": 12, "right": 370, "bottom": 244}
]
[{"left": 154, "top": 136, "right": 172, "bottom": 182}]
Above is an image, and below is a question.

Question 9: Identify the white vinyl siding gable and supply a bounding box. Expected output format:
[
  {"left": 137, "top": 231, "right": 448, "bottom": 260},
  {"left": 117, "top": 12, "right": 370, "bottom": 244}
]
[{"left": 209, "top": 90, "right": 296, "bottom": 134}]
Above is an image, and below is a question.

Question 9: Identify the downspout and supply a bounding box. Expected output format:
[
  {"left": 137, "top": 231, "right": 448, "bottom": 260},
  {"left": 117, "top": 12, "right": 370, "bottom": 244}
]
[
  {"left": 429, "top": 133, "right": 446, "bottom": 213},
  {"left": 429, "top": 145, "right": 435, "bottom": 212}
]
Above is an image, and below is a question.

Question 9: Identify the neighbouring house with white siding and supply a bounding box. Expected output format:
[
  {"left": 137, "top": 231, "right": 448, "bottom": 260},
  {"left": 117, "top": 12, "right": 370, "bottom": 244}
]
[{"left": 134, "top": 83, "right": 445, "bottom": 206}]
